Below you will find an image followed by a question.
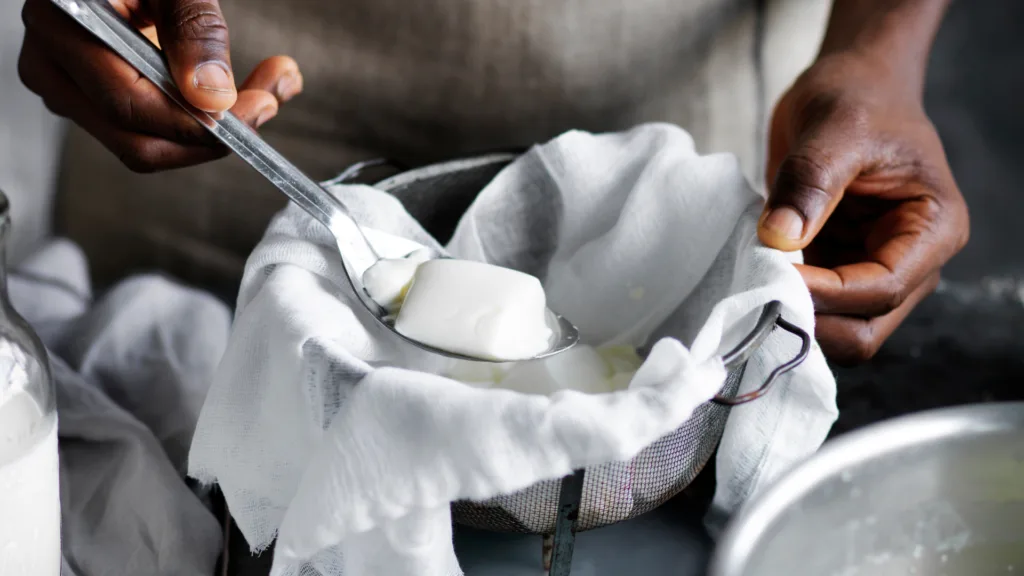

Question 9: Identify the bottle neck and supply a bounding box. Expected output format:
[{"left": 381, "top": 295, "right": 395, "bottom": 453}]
[{"left": 0, "top": 214, "right": 10, "bottom": 305}]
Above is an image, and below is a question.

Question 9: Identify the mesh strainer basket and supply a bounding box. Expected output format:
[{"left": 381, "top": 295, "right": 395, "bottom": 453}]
[{"left": 330, "top": 153, "right": 811, "bottom": 575}]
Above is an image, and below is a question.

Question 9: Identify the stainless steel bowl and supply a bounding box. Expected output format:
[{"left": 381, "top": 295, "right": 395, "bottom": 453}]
[{"left": 710, "top": 402, "right": 1024, "bottom": 576}]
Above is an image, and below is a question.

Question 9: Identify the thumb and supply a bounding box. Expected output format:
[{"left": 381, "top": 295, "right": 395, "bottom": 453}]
[
  {"left": 151, "top": 0, "right": 236, "bottom": 113},
  {"left": 759, "top": 131, "right": 864, "bottom": 252}
]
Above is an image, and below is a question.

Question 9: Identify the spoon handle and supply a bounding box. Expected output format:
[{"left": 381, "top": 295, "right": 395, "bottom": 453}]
[{"left": 52, "top": 0, "right": 381, "bottom": 272}]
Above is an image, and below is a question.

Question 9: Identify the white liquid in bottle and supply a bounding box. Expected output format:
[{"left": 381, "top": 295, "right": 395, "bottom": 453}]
[
  {"left": 0, "top": 190, "right": 60, "bottom": 575},
  {"left": 0, "top": 389, "right": 61, "bottom": 575}
]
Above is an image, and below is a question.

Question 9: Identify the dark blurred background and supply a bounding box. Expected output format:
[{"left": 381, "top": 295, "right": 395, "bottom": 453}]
[
  {"left": 927, "top": 0, "right": 1024, "bottom": 282},
  {"left": 832, "top": 0, "right": 1024, "bottom": 434}
]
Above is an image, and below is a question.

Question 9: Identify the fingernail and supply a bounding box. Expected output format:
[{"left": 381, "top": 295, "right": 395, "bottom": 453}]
[
  {"left": 194, "top": 62, "right": 234, "bottom": 93},
  {"left": 761, "top": 206, "right": 805, "bottom": 242},
  {"left": 254, "top": 105, "right": 277, "bottom": 128},
  {"left": 273, "top": 72, "right": 303, "bottom": 101}
]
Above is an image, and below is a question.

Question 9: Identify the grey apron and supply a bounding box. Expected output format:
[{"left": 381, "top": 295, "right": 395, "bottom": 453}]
[{"left": 54, "top": 0, "right": 829, "bottom": 295}]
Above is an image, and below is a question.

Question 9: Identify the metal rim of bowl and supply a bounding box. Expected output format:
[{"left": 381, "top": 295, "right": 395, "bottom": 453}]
[{"left": 707, "top": 402, "right": 1024, "bottom": 576}]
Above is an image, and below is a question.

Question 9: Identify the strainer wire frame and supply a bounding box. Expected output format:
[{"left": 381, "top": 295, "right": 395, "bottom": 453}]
[{"left": 545, "top": 303, "right": 810, "bottom": 575}]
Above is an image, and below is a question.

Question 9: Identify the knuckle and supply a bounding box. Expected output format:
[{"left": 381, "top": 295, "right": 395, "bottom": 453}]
[
  {"left": 847, "top": 325, "right": 881, "bottom": 363},
  {"left": 793, "top": 91, "right": 841, "bottom": 127},
  {"left": 774, "top": 152, "right": 835, "bottom": 213},
  {"left": 118, "top": 154, "right": 155, "bottom": 174},
  {"left": 169, "top": 1, "right": 229, "bottom": 44},
  {"left": 779, "top": 152, "right": 832, "bottom": 192},
  {"left": 954, "top": 202, "right": 971, "bottom": 253},
  {"left": 956, "top": 227, "right": 970, "bottom": 253},
  {"left": 835, "top": 101, "right": 872, "bottom": 135},
  {"left": 796, "top": 91, "right": 870, "bottom": 135},
  {"left": 168, "top": 121, "right": 207, "bottom": 146},
  {"left": 16, "top": 49, "right": 37, "bottom": 93},
  {"left": 33, "top": 93, "right": 66, "bottom": 118},
  {"left": 97, "top": 78, "right": 207, "bottom": 145},
  {"left": 116, "top": 142, "right": 160, "bottom": 174},
  {"left": 97, "top": 75, "right": 156, "bottom": 131},
  {"left": 21, "top": 0, "right": 41, "bottom": 28},
  {"left": 941, "top": 182, "right": 971, "bottom": 255},
  {"left": 40, "top": 97, "right": 67, "bottom": 118},
  {"left": 927, "top": 189, "right": 970, "bottom": 258},
  {"left": 881, "top": 275, "right": 907, "bottom": 314},
  {"left": 820, "top": 322, "right": 882, "bottom": 365},
  {"left": 916, "top": 192, "right": 968, "bottom": 260},
  {"left": 100, "top": 86, "right": 138, "bottom": 128}
]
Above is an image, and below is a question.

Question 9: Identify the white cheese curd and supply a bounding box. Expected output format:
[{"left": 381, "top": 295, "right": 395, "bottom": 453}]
[
  {"left": 394, "top": 259, "right": 554, "bottom": 361},
  {"left": 499, "top": 345, "right": 612, "bottom": 395},
  {"left": 444, "top": 359, "right": 510, "bottom": 387},
  {"left": 596, "top": 346, "right": 644, "bottom": 374},
  {"left": 447, "top": 344, "right": 643, "bottom": 396},
  {"left": 362, "top": 249, "right": 433, "bottom": 313}
]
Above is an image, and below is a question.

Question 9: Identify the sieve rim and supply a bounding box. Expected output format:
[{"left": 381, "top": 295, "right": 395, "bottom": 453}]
[{"left": 324, "top": 153, "right": 811, "bottom": 405}]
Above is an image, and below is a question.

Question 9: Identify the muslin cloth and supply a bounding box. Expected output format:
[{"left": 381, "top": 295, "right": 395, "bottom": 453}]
[{"left": 189, "top": 124, "right": 838, "bottom": 575}]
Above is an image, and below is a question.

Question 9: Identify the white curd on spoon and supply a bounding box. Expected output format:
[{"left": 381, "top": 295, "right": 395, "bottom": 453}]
[
  {"left": 395, "top": 259, "right": 554, "bottom": 361},
  {"left": 362, "top": 255, "right": 554, "bottom": 361}
]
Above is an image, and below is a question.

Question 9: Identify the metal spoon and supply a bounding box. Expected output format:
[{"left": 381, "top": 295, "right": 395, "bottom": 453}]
[{"left": 53, "top": 0, "right": 579, "bottom": 362}]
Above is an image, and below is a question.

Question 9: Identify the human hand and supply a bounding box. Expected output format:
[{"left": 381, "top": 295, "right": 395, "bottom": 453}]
[
  {"left": 19, "top": 0, "right": 303, "bottom": 172},
  {"left": 759, "top": 52, "right": 968, "bottom": 364}
]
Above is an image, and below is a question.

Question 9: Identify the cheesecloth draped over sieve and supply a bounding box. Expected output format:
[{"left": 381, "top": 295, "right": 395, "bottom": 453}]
[{"left": 188, "top": 124, "right": 838, "bottom": 576}]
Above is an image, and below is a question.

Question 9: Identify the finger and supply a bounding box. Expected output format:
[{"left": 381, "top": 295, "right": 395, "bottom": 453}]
[
  {"left": 150, "top": 0, "right": 237, "bottom": 113},
  {"left": 17, "top": 37, "right": 75, "bottom": 118},
  {"left": 815, "top": 271, "right": 939, "bottom": 365},
  {"left": 106, "top": 0, "right": 156, "bottom": 26},
  {"left": 220, "top": 56, "right": 303, "bottom": 133},
  {"left": 19, "top": 37, "right": 227, "bottom": 172},
  {"left": 231, "top": 88, "right": 280, "bottom": 128},
  {"left": 141, "top": 24, "right": 162, "bottom": 48},
  {"left": 20, "top": 11, "right": 213, "bottom": 146},
  {"left": 239, "top": 56, "right": 303, "bottom": 103},
  {"left": 765, "top": 97, "right": 789, "bottom": 196},
  {"left": 759, "top": 112, "right": 868, "bottom": 252},
  {"left": 105, "top": 1, "right": 161, "bottom": 45},
  {"left": 797, "top": 194, "right": 944, "bottom": 316}
]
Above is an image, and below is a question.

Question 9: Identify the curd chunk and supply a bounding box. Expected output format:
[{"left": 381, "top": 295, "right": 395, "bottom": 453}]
[
  {"left": 362, "top": 249, "right": 432, "bottom": 313},
  {"left": 446, "top": 344, "right": 643, "bottom": 396},
  {"left": 499, "top": 345, "right": 611, "bottom": 395},
  {"left": 394, "top": 259, "right": 553, "bottom": 360}
]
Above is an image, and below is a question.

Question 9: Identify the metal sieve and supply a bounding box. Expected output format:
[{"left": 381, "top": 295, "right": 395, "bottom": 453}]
[{"left": 332, "top": 153, "right": 811, "bottom": 575}]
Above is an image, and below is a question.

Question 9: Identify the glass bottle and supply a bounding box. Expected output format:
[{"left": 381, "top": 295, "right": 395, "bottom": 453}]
[{"left": 0, "top": 189, "right": 61, "bottom": 575}]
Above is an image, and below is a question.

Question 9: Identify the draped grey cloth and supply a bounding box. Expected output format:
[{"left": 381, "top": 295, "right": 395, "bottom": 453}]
[{"left": 9, "top": 240, "right": 228, "bottom": 576}]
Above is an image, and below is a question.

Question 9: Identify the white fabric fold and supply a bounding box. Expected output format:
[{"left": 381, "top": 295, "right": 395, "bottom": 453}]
[{"left": 189, "top": 123, "right": 838, "bottom": 575}]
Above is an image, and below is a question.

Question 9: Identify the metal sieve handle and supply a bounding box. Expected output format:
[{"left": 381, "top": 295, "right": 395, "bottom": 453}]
[{"left": 713, "top": 304, "right": 811, "bottom": 406}]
